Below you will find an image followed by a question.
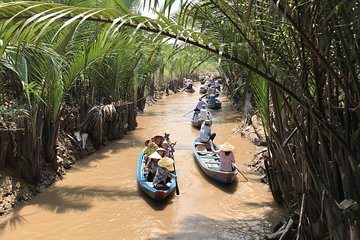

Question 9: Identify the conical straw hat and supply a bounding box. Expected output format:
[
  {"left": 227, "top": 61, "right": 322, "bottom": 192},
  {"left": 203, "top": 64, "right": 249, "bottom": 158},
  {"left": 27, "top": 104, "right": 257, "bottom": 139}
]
[
  {"left": 149, "top": 151, "right": 162, "bottom": 159},
  {"left": 158, "top": 157, "right": 174, "bottom": 171},
  {"left": 219, "top": 142, "right": 235, "bottom": 152}
]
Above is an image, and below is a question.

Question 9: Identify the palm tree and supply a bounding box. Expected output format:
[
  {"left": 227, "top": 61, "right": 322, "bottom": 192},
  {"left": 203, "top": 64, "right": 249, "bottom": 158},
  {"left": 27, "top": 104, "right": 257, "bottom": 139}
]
[{"left": 0, "top": 0, "right": 359, "bottom": 238}]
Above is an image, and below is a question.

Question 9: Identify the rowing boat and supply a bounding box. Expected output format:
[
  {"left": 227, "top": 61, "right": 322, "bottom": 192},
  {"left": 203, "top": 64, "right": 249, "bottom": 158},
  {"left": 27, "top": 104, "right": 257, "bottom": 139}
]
[
  {"left": 192, "top": 141, "right": 237, "bottom": 183},
  {"left": 191, "top": 110, "right": 212, "bottom": 129},
  {"left": 199, "top": 85, "right": 208, "bottom": 94},
  {"left": 207, "top": 97, "right": 222, "bottom": 109},
  {"left": 137, "top": 148, "right": 177, "bottom": 200}
]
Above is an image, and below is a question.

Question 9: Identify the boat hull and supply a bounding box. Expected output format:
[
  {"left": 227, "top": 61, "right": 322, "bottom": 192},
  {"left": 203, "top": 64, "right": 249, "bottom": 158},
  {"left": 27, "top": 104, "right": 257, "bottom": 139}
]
[
  {"left": 137, "top": 149, "right": 177, "bottom": 200},
  {"left": 191, "top": 120, "right": 204, "bottom": 129},
  {"left": 192, "top": 141, "right": 237, "bottom": 183},
  {"left": 207, "top": 101, "right": 222, "bottom": 109}
]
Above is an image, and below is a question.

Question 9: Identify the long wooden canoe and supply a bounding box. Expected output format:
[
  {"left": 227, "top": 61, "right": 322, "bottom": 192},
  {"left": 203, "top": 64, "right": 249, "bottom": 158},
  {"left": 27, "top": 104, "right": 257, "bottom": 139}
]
[
  {"left": 199, "top": 85, "right": 208, "bottom": 93},
  {"left": 137, "top": 148, "right": 177, "bottom": 200},
  {"left": 192, "top": 141, "right": 237, "bottom": 183},
  {"left": 207, "top": 98, "right": 222, "bottom": 109},
  {"left": 191, "top": 110, "right": 212, "bottom": 129}
]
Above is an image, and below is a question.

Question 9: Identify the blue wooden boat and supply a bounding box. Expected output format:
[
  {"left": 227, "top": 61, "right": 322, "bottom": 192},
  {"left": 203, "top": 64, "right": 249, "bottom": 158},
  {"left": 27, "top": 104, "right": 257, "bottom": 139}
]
[
  {"left": 137, "top": 148, "right": 177, "bottom": 200},
  {"left": 207, "top": 97, "right": 222, "bottom": 109},
  {"left": 192, "top": 141, "right": 237, "bottom": 183}
]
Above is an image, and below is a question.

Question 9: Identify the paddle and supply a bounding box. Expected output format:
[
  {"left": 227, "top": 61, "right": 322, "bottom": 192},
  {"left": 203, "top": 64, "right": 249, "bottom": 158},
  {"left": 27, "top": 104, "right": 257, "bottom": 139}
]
[
  {"left": 172, "top": 158, "right": 180, "bottom": 195},
  {"left": 232, "top": 163, "right": 248, "bottom": 181},
  {"left": 182, "top": 109, "right": 193, "bottom": 117}
]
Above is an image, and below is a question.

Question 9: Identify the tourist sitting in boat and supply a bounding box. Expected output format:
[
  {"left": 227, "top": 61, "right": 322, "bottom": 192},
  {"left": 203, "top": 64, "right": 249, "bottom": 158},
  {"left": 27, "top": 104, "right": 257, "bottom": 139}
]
[
  {"left": 153, "top": 157, "right": 177, "bottom": 189},
  {"left": 210, "top": 141, "right": 236, "bottom": 172},
  {"left": 156, "top": 147, "right": 167, "bottom": 158},
  {"left": 143, "top": 139, "right": 159, "bottom": 162},
  {"left": 197, "top": 120, "right": 216, "bottom": 148},
  {"left": 153, "top": 135, "right": 165, "bottom": 147},
  {"left": 145, "top": 151, "right": 162, "bottom": 181}
]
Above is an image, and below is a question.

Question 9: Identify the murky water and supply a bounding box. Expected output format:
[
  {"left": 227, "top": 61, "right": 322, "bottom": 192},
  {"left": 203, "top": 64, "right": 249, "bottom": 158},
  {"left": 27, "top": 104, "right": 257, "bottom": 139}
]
[{"left": 0, "top": 85, "right": 283, "bottom": 239}]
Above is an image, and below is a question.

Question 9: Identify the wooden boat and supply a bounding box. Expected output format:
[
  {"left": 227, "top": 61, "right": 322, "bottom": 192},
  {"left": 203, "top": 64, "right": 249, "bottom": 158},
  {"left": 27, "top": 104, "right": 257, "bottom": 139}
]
[
  {"left": 199, "top": 85, "right": 207, "bottom": 94},
  {"left": 137, "top": 148, "right": 177, "bottom": 200},
  {"left": 184, "top": 88, "right": 195, "bottom": 93},
  {"left": 191, "top": 110, "right": 212, "bottom": 129},
  {"left": 191, "top": 119, "right": 204, "bottom": 128},
  {"left": 207, "top": 97, "right": 222, "bottom": 109},
  {"left": 192, "top": 141, "right": 238, "bottom": 183}
]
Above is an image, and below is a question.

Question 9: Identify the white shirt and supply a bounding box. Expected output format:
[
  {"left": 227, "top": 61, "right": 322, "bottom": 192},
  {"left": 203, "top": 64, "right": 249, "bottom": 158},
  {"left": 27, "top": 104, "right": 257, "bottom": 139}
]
[
  {"left": 196, "top": 100, "right": 207, "bottom": 110},
  {"left": 199, "top": 123, "right": 211, "bottom": 142},
  {"left": 199, "top": 108, "right": 208, "bottom": 121}
]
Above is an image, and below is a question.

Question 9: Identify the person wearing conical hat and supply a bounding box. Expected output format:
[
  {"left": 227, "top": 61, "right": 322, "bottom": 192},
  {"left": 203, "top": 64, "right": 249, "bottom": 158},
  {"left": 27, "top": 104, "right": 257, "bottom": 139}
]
[
  {"left": 210, "top": 141, "right": 236, "bottom": 172},
  {"left": 145, "top": 151, "right": 162, "bottom": 182},
  {"left": 153, "top": 157, "right": 177, "bottom": 190},
  {"left": 153, "top": 135, "right": 165, "bottom": 147},
  {"left": 143, "top": 139, "right": 159, "bottom": 162},
  {"left": 156, "top": 147, "right": 167, "bottom": 158}
]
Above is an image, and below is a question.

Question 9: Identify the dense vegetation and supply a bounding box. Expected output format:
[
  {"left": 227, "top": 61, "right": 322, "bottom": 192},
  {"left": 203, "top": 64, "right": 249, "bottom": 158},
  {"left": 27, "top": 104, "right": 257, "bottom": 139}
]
[
  {"left": 0, "top": 0, "right": 214, "bottom": 183},
  {"left": 0, "top": 0, "right": 359, "bottom": 239}
]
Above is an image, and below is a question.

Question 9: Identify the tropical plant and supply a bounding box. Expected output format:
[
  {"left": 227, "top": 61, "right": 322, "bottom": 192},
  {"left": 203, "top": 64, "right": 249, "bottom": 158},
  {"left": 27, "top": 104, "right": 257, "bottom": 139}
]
[{"left": 0, "top": 0, "right": 359, "bottom": 239}]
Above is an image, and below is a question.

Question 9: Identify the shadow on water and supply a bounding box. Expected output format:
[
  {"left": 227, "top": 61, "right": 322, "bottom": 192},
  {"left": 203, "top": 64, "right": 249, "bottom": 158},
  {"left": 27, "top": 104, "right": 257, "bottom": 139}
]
[
  {"left": 0, "top": 185, "right": 139, "bottom": 235},
  {"left": 146, "top": 213, "right": 281, "bottom": 240},
  {"left": 137, "top": 184, "right": 176, "bottom": 211}
]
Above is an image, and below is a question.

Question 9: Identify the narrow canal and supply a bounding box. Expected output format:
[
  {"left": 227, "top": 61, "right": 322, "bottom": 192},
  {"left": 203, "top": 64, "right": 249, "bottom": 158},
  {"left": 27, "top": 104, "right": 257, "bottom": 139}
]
[{"left": 0, "top": 85, "right": 283, "bottom": 239}]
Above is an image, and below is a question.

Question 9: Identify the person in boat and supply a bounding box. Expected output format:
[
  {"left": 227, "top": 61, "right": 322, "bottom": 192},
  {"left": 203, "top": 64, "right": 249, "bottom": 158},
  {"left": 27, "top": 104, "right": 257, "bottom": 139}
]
[
  {"left": 197, "top": 120, "right": 216, "bottom": 148},
  {"left": 164, "top": 130, "right": 176, "bottom": 145},
  {"left": 206, "top": 85, "right": 220, "bottom": 98},
  {"left": 164, "top": 130, "right": 170, "bottom": 142},
  {"left": 153, "top": 135, "right": 165, "bottom": 147},
  {"left": 210, "top": 141, "right": 236, "bottom": 172},
  {"left": 153, "top": 157, "right": 177, "bottom": 189},
  {"left": 213, "top": 80, "right": 221, "bottom": 91},
  {"left": 199, "top": 105, "right": 209, "bottom": 121},
  {"left": 145, "top": 151, "right": 162, "bottom": 182},
  {"left": 162, "top": 141, "right": 175, "bottom": 158},
  {"left": 183, "top": 79, "right": 193, "bottom": 90},
  {"left": 143, "top": 139, "right": 159, "bottom": 162},
  {"left": 193, "top": 98, "right": 207, "bottom": 120},
  {"left": 156, "top": 147, "right": 167, "bottom": 158},
  {"left": 186, "top": 82, "right": 193, "bottom": 90}
]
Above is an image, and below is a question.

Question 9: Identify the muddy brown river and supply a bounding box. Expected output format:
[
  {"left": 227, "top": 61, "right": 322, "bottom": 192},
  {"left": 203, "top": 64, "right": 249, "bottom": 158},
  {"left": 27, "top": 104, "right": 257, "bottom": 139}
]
[{"left": 0, "top": 86, "right": 283, "bottom": 239}]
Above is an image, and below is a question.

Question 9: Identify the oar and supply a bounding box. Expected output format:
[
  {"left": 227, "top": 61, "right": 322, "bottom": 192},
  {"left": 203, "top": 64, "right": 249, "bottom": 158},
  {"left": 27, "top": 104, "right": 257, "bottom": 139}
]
[
  {"left": 182, "top": 109, "right": 193, "bottom": 117},
  {"left": 232, "top": 163, "right": 248, "bottom": 181},
  {"left": 172, "top": 157, "right": 180, "bottom": 195}
]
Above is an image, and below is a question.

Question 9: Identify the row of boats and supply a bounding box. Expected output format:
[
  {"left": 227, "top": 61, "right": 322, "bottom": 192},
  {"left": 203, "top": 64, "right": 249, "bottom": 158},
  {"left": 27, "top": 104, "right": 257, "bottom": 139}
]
[{"left": 137, "top": 79, "right": 236, "bottom": 201}]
